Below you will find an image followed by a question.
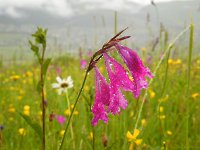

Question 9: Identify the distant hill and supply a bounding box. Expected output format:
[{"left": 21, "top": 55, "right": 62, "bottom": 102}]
[{"left": 0, "top": 0, "right": 199, "bottom": 60}]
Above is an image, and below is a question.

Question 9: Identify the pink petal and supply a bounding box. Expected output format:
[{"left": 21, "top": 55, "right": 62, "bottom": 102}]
[
  {"left": 116, "top": 44, "right": 153, "bottom": 98},
  {"left": 91, "top": 67, "right": 110, "bottom": 126},
  {"left": 103, "top": 53, "right": 135, "bottom": 92},
  {"left": 80, "top": 59, "right": 87, "bottom": 69},
  {"left": 92, "top": 103, "right": 108, "bottom": 126},
  {"left": 108, "top": 87, "right": 128, "bottom": 115},
  {"left": 55, "top": 115, "right": 66, "bottom": 125},
  {"left": 103, "top": 53, "right": 130, "bottom": 114}
]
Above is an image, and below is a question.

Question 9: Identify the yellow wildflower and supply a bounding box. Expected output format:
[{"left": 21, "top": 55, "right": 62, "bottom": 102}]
[
  {"left": 126, "top": 129, "right": 142, "bottom": 147},
  {"left": 18, "top": 128, "right": 26, "bottom": 136},
  {"left": 159, "top": 106, "right": 164, "bottom": 113},
  {"left": 149, "top": 89, "right": 155, "bottom": 98},
  {"left": 141, "top": 47, "right": 146, "bottom": 51},
  {"left": 126, "top": 129, "right": 140, "bottom": 142},
  {"left": 74, "top": 111, "right": 79, "bottom": 115},
  {"left": 168, "top": 59, "right": 182, "bottom": 65},
  {"left": 64, "top": 109, "right": 71, "bottom": 116},
  {"left": 25, "top": 71, "right": 33, "bottom": 77},
  {"left": 192, "top": 93, "right": 199, "bottom": 99},
  {"left": 135, "top": 139, "right": 142, "bottom": 145},
  {"left": 64, "top": 108, "right": 78, "bottom": 116},
  {"left": 88, "top": 132, "right": 93, "bottom": 140},
  {"left": 130, "top": 111, "right": 134, "bottom": 117},
  {"left": 166, "top": 130, "right": 172, "bottom": 135},
  {"left": 141, "top": 119, "right": 147, "bottom": 127},
  {"left": 168, "top": 59, "right": 173, "bottom": 65},
  {"left": 8, "top": 107, "right": 15, "bottom": 113},
  {"left": 10, "top": 75, "right": 20, "bottom": 81},
  {"left": 23, "top": 110, "right": 30, "bottom": 116},
  {"left": 24, "top": 105, "right": 30, "bottom": 111},
  {"left": 38, "top": 111, "right": 42, "bottom": 116},
  {"left": 70, "top": 104, "right": 74, "bottom": 109},
  {"left": 127, "top": 130, "right": 139, "bottom": 142},
  {"left": 197, "top": 59, "right": 200, "bottom": 64},
  {"left": 159, "top": 115, "right": 166, "bottom": 120},
  {"left": 23, "top": 105, "right": 30, "bottom": 116},
  {"left": 60, "top": 130, "right": 65, "bottom": 137},
  {"left": 174, "top": 59, "right": 182, "bottom": 65}
]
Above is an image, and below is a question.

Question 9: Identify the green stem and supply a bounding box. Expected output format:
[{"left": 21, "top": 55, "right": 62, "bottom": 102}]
[
  {"left": 160, "top": 32, "right": 171, "bottom": 97},
  {"left": 134, "top": 25, "right": 190, "bottom": 130},
  {"left": 59, "top": 70, "right": 89, "bottom": 150},
  {"left": 186, "top": 23, "right": 194, "bottom": 150},
  {"left": 65, "top": 91, "right": 75, "bottom": 149},
  {"left": 41, "top": 45, "right": 46, "bottom": 150},
  {"left": 92, "top": 127, "right": 95, "bottom": 150},
  {"left": 114, "top": 11, "right": 117, "bottom": 35}
]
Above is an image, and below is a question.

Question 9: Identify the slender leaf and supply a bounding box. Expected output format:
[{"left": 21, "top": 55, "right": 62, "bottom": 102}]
[
  {"left": 19, "top": 113, "right": 42, "bottom": 138},
  {"left": 37, "top": 80, "right": 43, "bottom": 94},
  {"left": 43, "top": 58, "right": 51, "bottom": 79}
]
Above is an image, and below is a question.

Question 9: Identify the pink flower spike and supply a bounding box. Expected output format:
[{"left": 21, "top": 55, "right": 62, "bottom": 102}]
[
  {"left": 103, "top": 53, "right": 135, "bottom": 92},
  {"left": 103, "top": 53, "right": 133, "bottom": 114},
  {"left": 55, "top": 115, "right": 66, "bottom": 125},
  {"left": 92, "top": 67, "right": 110, "bottom": 126},
  {"left": 56, "top": 67, "right": 61, "bottom": 75},
  {"left": 116, "top": 44, "right": 153, "bottom": 98},
  {"left": 109, "top": 87, "right": 128, "bottom": 115},
  {"left": 80, "top": 59, "right": 87, "bottom": 70}
]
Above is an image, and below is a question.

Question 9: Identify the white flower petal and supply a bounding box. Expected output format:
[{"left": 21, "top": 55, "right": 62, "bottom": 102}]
[
  {"left": 52, "top": 83, "right": 60, "bottom": 89},
  {"left": 56, "top": 76, "right": 63, "bottom": 84},
  {"left": 68, "top": 82, "right": 73, "bottom": 88},
  {"left": 66, "top": 76, "right": 73, "bottom": 83}
]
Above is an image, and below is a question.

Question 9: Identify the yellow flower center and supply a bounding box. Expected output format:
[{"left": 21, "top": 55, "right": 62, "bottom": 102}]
[{"left": 61, "top": 83, "right": 69, "bottom": 88}]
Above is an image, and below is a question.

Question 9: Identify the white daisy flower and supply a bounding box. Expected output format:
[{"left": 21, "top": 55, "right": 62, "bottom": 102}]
[{"left": 52, "top": 76, "right": 73, "bottom": 95}]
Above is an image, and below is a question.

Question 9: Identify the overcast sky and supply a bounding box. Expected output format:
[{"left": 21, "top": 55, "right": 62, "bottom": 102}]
[{"left": 0, "top": 0, "right": 185, "bottom": 18}]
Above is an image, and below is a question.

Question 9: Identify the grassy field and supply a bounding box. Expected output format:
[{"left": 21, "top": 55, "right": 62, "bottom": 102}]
[{"left": 0, "top": 25, "right": 200, "bottom": 150}]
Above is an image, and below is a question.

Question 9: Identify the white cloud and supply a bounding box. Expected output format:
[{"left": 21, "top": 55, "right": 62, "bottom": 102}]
[
  {"left": 0, "top": 0, "right": 72, "bottom": 18},
  {"left": 4, "top": 7, "right": 24, "bottom": 18},
  {"left": 43, "top": 0, "right": 73, "bottom": 17},
  {"left": 0, "top": 0, "right": 186, "bottom": 18}
]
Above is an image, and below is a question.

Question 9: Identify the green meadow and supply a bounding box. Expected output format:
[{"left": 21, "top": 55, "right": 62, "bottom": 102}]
[{"left": 0, "top": 23, "right": 200, "bottom": 150}]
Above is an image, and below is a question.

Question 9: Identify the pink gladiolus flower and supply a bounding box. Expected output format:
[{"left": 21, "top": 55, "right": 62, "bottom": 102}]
[
  {"left": 87, "top": 50, "right": 92, "bottom": 57},
  {"left": 103, "top": 53, "right": 135, "bottom": 92},
  {"left": 56, "top": 67, "right": 61, "bottom": 75},
  {"left": 55, "top": 115, "right": 66, "bottom": 125},
  {"left": 116, "top": 44, "right": 153, "bottom": 98},
  {"left": 92, "top": 67, "right": 110, "bottom": 126},
  {"left": 80, "top": 59, "right": 87, "bottom": 70},
  {"left": 103, "top": 53, "right": 134, "bottom": 114}
]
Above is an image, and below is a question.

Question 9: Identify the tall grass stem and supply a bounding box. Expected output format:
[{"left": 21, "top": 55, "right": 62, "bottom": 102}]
[
  {"left": 65, "top": 91, "right": 75, "bottom": 149},
  {"left": 186, "top": 23, "right": 194, "bottom": 150},
  {"left": 59, "top": 70, "right": 88, "bottom": 150},
  {"left": 41, "top": 45, "right": 46, "bottom": 150},
  {"left": 114, "top": 11, "right": 117, "bottom": 35},
  {"left": 134, "top": 25, "right": 191, "bottom": 130}
]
